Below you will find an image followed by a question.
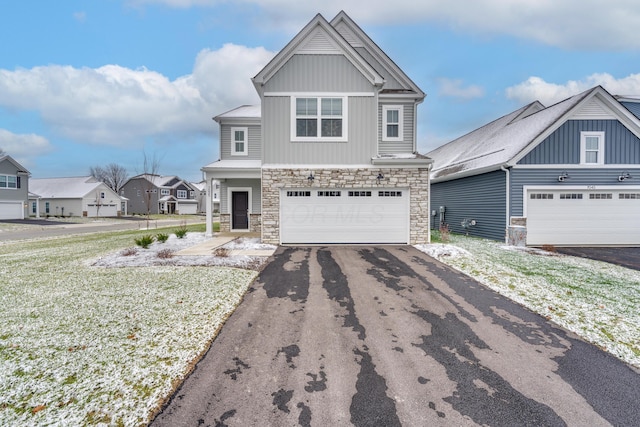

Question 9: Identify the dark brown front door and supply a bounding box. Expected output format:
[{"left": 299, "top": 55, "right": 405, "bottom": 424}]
[{"left": 232, "top": 191, "right": 249, "bottom": 230}]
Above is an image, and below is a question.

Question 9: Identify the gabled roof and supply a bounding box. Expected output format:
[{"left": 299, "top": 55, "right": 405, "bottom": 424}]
[
  {"left": 29, "top": 176, "right": 115, "bottom": 199},
  {"left": 128, "top": 174, "right": 190, "bottom": 189},
  {"left": 252, "top": 12, "right": 385, "bottom": 95},
  {"left": 0, "top": 154, "right": 30, "bottom": 175},
  {"left": 428, "top": 86, "right": 640, "bottom": 182}
]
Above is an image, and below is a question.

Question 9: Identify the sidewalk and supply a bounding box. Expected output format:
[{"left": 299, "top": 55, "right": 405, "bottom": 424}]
[{"left": 175, "top": 232, "right": 276, "bottom": 257}]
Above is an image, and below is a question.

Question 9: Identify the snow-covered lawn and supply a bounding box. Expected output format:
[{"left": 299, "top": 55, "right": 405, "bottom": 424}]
[
  {"left": 416, "top": 235, "right": 640, "bottom": 369},
  {"left": 0, "top": 228, "right": 263, "bottom": 426}
]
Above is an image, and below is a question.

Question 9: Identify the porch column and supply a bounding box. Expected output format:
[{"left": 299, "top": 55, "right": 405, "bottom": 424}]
[{"left": 205, "top": 174, "right": 213, "bottom": 237}]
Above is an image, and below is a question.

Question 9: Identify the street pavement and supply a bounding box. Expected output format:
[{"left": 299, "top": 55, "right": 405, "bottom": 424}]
[{"left": 150, "top": 245, "right": 640, "bottom": 426}]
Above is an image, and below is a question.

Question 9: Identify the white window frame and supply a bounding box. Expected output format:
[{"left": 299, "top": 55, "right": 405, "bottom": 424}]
[
  {"left": 0, "top": 174, "right": 17, "bottom": 189},
  {"left": 231, "top": 127, "right": 248, "bottom": 156},
  {"left": 160, "top": 189, "right": 170, "bottom": 196},
  {"left": 176, "top": 190, "right": 187, "bottom": 199},
  {"left": 382, "top": 105, "right": 403, "bottom": 142},
  {"left": 291, "top": 95, "right": 348, "bottom": 142},
  {"left": 580, "top": 131, "right": 605, "bottom": 165}
]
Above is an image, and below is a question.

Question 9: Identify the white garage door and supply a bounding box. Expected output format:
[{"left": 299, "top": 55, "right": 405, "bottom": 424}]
[
  {"left": 86, "top": 203, "right": 118, "bottom": 217},
  {"left": 280, "top": 188, "right": 409, "bottom": 244},
  {"left": 0, "top": 201, "right": 24, "bottom": 220},
  {"left": 526, "top": 188, "right": 640, "bottom": 246}
]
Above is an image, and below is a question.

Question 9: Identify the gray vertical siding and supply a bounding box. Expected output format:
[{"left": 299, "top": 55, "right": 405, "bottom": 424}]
[
  {"left": 519, "top": 120, "right": 640, "bottom": 165},
  {"left": 378, "top": 102, "right": 415, "bottom": 154},
  {"left": 220, "top": 179, "right": 262, "bottom": 214},
  {"left": 220, "top": 123, "right": 262, "bottom": 161},
  {"left": 262, "top": 96, "right": 377, "bottom": 165},
  {"left": 510, "top": 167, "right": 640, "bottom": 216},
  {"left": 431, "top": 170, "right": 507, "bottom": 241},
  {"left": 263, "top": 54, "right": 373, "bottom": 93}
]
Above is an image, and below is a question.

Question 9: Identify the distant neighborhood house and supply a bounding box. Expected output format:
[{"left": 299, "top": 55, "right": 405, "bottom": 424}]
[
  {"left": 29, "top": 176, "right": 126, "bottom": 218},
  {"left": 0, "top": 154, "right": 30, "bottom": 220},
  {"left": 121, "top": 174, "right": 198, "bottom": 215}
]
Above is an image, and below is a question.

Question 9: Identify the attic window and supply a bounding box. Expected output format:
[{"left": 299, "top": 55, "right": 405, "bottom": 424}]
[
  {"left": 292, "top": 96, "right": 347, "bottom": 142},
  {"left": 580, "top": 131, "right": 604, "bottom": 165}
]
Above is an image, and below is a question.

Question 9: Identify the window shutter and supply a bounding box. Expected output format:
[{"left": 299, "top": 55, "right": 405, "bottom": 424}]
[{"left": 17, "top": 176, "right": 21, "bottom": 188}]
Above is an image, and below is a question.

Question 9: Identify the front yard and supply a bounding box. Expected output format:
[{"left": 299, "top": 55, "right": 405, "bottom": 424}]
[{"left": 0, "top": 226, "right": 258, "bottom": 426}]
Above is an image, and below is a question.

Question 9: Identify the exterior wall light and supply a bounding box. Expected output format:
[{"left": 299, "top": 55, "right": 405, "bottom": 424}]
[
  {"left": 558, "top": 171, "right": 570, "bottom": 182},
  {"left": 376, "top": 172, "right": 384, "bottom": 184},
  {"left": 618, "top": 172, "right": 632, "bottom": 182},
  {"left": 307, "top": 172, "right": 315, "bottom": 183}
]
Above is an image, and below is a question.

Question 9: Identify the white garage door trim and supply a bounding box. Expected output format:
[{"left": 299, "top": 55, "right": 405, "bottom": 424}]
[
  {"left": 0, "top": 200, "right": 24, "bottom": 220},
  {"left": 280, "top": 188, "right": 409, "bottom": 244},
  {"left": 524, "top": 185, "right": 640, "bottom": 246}
]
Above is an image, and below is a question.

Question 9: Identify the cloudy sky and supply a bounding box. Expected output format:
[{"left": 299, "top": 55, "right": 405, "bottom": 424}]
[{"left": 1, "top": 1, "right": 639, "bottom": 181}]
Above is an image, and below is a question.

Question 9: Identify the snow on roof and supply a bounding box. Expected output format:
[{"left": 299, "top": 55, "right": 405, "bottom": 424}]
[
  {"left": 214, "top": 105, "right": 261, "bottom": 121},
  {"left": 428, "top": 87, "right": 593, "bottom": 181},
  {"left": 202, "top": 159, "right": 262, "bottom": 170},
  {"left": 29, "top": 176, "right": 107, "bottom": 198}
]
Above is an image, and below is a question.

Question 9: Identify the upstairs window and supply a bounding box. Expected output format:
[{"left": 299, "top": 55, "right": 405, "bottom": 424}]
[
  {"left": 0, "top": 174, "right": 18, "bottom": 189},
  {"left": 382, "top": 105, "right": 403, "bottom": 141},
  {"left": 231, "top": 127, "right": 248, "bottom": 156},
  {"left": 161, "top": 189, "right": 170, "bottom": 196},
  {"left": 292, "top": 96, "right": 347, "bottom": 142},
  {"left": 177, "top": 190, "right": 187, "bottom": 199},
  {"left": 580, "top": 131, "right": 604, "bottom": 165}
]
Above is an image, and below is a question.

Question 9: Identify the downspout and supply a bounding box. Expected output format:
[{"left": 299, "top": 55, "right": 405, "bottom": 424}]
[
  {"left": 427, "top": 162, "right": 432, "bottom": 243},
  {"left": 500, "top": 165, "right": 510, "bottom": 243}
]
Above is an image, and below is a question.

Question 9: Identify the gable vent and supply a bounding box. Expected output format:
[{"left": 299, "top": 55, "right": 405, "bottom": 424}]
[
  {"left": 299, "top": 29, "right": 340, "bottom": 53},
  {"left": 573, "top": 98, "right": 615, "bottom": 119},
  {"left": 334, "top": 23, "right": 363, "bottom": 47}
]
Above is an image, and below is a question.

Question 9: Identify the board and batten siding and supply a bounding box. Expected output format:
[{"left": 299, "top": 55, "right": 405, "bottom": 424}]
[
  {"left": 509, "top": 167, "right": 640, "bottom": 217},
  {"left": 431, "top": 170, "right": 507, "bottom": 241},
  {"left": 220, "top": 123, "right": 262, "bottom": 161},
  {"left": 220, "top": 179, "right": 261, "bottom": 214},
  {"left": 378, "top": 102, "right": 415, "bottom": 154},
  {"left": 518, "top": 120, "right": 640, "bottom": 165},
  {"left": 262, "top": 54, "right": 373, "bottom": 93},
  {"left": 262, "top": 96, "right": 377, "bottom": 165}
]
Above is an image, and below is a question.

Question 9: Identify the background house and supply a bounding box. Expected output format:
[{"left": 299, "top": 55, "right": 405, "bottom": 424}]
[
  {"left": 428, "top": 86, "right": 640, "bottom": 246},
  {"left": 0, "top": 154, "right": 30, "bottom": 219},
  {"left": 29, "top": 176, "right": 125, "bottom": 217},
  {"left": 121, "top": 174, "right": 198, "bottom": 215},
  {"left": 202, "top": 12, "right": 432, "bottom": 244},
  {"left": 191, "top": 180, "right": 220, "bottom": 214}
]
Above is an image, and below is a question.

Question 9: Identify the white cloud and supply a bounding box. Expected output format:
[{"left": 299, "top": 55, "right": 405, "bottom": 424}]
[
  {"left": 0, "top": 44, "right": 274, "bottom": 147},
  {"left": 127, "top": 0, "right": 640, "bottom": 50},
  {"left": 0, "top": 129, "right": 52, "bottom": 167},
  {"left": 506, "top": 74, "right": 640, "bottom": 105},
  {"left": 437, "top": 78, "right": 484, "bottom": 100},
  {"left": 73, "top": 11, "right": 87, "bottom": 23}
]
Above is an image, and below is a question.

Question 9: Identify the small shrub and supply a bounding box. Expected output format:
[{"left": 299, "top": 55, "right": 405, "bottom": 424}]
[
  {"left": 438, "top": 223, "right": 450, "bottom": 243},
  {"left": 156, "top": 233, "right": 169, "bottom": 243},
  {"left": 134, "top": 235, "right": 155, "bottom": 249},
  {"left": 213, "top": 247, "right": 230, "bottom": 257},
  {"left": 174, "top": 225, "right": 188, "bottom": 239},
  {"left": 157, "top": 249, "right": 174, "bottom": 259},
  {"left": 121, "top": 247, "right": 138, "bottom": 257}
]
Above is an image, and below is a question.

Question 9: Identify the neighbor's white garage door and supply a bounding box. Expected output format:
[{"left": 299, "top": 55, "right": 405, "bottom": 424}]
[
  {"left": 86, "top": 203, "right": 118, "bottom": 217},
  {"left": 0, "top": 201, "right": 24, "bottom": 220},
  {"left": 280, "top": 188, "right": 409, "bottom": 244},
  {"left": 526, "top": 188, "right": 640, "bottom": 246}
]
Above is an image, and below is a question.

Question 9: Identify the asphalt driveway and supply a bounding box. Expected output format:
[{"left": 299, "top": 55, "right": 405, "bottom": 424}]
[
  {"left": 555, "top": 247, "right": 640, "bottom": 271},
  {"left": 151, "top": 246, "right": 640, "bottom": 426}
]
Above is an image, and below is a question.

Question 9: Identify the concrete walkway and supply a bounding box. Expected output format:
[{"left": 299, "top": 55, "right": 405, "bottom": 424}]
[{"left": 175, "top": 232, "right": 277, "bottom": 257}]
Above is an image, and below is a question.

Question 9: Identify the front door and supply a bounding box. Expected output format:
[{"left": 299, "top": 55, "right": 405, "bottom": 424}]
[{"left": 232, "top": 191, "right": 249, "bottom": 230}]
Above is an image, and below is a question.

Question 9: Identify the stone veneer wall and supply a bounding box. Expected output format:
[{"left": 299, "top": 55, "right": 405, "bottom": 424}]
[
  {"left": 218, "top": 213, "right": 262, "bottom": 233},
  {"left": 261, "top": 167, "right": 430, "bottom": 245}
]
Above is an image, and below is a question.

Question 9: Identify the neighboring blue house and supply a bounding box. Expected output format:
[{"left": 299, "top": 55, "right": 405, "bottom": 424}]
[{"left": 427, "top": 86, "right": 640, "bottom": 246}]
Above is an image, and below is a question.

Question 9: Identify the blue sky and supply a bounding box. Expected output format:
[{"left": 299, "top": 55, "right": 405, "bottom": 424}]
[{"left": 1, "top": 1, "right": 639, "bottom": 182}]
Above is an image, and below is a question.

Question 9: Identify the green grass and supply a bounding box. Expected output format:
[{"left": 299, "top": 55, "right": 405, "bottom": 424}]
[{"left": 0, "top": 224, "right": 256, "bottom": 426}]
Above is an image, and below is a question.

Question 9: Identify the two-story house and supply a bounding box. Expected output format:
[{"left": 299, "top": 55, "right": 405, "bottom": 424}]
[
  {"left": 0, "top": 154, "right": 30, "bottom": 220},
  {"left": 428, "top": 86, "right": 640, "bottom": 246},
  {"left": 121, "top": 174, "right": 198, "bottom": 215},
  {"left": 203, "top": 12, "right": 432, "bottom": 245}
]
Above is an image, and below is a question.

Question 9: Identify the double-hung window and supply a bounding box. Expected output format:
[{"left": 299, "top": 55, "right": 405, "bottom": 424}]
[
  {"left": 177, "top": 190, "right": 187, "bottom": 199},
  {"left": 0, "top": 174, "right": 18, "bottom": 189},
  {"left": 580, "top": 131, "right": 604, "bottom": 165},
  {"left": 293, "top": 96, "right": 347, "bottom": 141},
  {"left": 382, "top": 105, "right": 403, "bottom": 141},
  {"left": 231, "top": 127, "right": 248, "bottom": 156}
]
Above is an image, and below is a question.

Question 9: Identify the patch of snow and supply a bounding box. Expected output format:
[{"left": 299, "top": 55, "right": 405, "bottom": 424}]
[{"left": 414, "top": 243, "right": 470, "bottom": 259}]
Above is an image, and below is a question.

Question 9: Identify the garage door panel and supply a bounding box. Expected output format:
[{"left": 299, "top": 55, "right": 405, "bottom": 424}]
[
  {"left": 527, "top": 189, "right": 640, "bottom": 246},
  {"left": 281, "top": 188, "right": 408, "bottom": 244},
  {"left": 0, "top": 201, "right": 24, "bottom": 220}
]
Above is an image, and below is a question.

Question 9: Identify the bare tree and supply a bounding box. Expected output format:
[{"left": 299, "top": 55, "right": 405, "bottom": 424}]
[
  {"left": 89, "top": 163, "right": 129, "bottom": 193},
  {"left": 141, "top": 151, "right": 161, "bottom": 226}
]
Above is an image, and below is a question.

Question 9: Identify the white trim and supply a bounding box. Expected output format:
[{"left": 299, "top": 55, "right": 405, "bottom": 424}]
[
  {"left": 227, "top": 187, "right": 252, "bottom": 231},
  {"left": 290, "top": 96, "right": 348, "bottom": 142},
  {"left": 580, "top": 131, "right": 605, "bottom": 165},
  {"left": 522, "top": 184, "right": 640, "bottom": 217},
  {"left": 230, "top": 127, "right": 249, "bottom": 156},
  {"left": 382, "top": 105, "right": 403, "bottom": 142},
  {"left": 265, "top": 91, "right": 374, "bottom": 97},
  {"left": 512, "top": 164, "right": 640, "bottom": 169}
]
